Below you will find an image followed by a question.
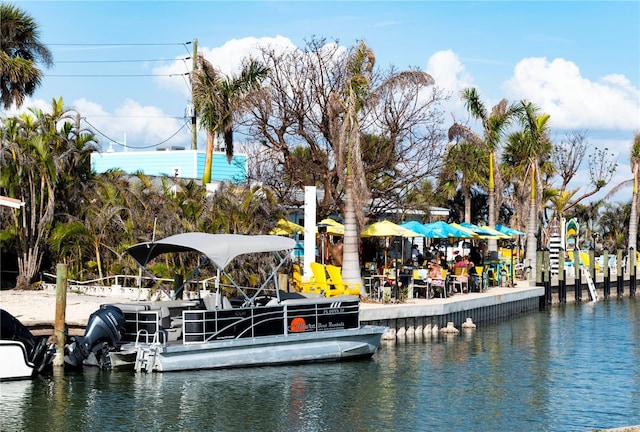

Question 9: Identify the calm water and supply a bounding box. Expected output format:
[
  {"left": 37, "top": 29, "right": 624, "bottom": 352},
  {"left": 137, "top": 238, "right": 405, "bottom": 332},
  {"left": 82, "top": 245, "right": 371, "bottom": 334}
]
[{"left": 2, "top": 299, "right": 640, "bottom": 432}]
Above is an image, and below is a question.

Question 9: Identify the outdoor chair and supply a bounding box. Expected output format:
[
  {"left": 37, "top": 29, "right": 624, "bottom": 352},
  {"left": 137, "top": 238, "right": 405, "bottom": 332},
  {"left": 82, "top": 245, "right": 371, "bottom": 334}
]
[
  {"left": 413, "top": 269, "right": 430, "bottom": 298},
  {"left": 309, "top": 262, "right": 339, "bottom": 297},
  {"left": 325, "top": 265, "right": 360, "bottom": 296},
  {"left": 429, "top": 270, "right": 447, "bottom": 298},
  {"left": 476, "top": 266, "right": 489, "bottom": 292},
  {"left": 292, "top": 264, "right": 319, "bottom": 294},
  {"left": 450, "top": 267, "right": 469, "bottom": 294}
]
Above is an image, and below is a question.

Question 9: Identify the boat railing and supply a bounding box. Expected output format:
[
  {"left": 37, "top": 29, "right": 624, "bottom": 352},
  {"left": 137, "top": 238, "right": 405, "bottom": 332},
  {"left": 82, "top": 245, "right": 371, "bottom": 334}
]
[
  {"left": 182, "top": 299, "right": 361, "bottom": 344},
  {"left": 134, "top": 328, "right": 166, "bottom": 346},
  {"left": 123, "top": 310, "right": 166, "bottom": 344}
]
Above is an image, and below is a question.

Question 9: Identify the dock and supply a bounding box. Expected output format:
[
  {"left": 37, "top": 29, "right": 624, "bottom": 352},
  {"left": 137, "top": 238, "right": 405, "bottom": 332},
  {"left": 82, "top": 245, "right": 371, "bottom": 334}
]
[
  {"left": 7, "top": 270, "right": 637, "bottom": 340},
  {"left": 360, "top": 282, "right": 543, "bottom": 338}
]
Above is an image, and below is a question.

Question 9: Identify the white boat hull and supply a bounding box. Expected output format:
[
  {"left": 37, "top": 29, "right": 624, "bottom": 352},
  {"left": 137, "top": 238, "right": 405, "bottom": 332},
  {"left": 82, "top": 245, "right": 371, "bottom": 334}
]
[{"left": 0, "top": 341, "right": 35, "bottom": 381}]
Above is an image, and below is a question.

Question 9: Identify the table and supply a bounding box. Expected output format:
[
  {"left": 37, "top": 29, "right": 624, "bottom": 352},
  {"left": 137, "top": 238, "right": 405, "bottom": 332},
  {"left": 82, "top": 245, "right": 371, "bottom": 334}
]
[
  {"left": 485, "top": 260, "right": 513, "bottom": 287},
  {"left": 364, "top": 275, "right": 386, "bottom": 301}
]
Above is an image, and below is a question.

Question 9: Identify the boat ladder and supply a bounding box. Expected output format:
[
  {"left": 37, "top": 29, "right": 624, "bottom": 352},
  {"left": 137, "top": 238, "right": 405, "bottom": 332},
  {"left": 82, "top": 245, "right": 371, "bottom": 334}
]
[
  {"left": 134, "top": 344, "right": 159, "bottom": 373},
  {"left": 584, "top": 267, "right": 598, "bottom": 302}
]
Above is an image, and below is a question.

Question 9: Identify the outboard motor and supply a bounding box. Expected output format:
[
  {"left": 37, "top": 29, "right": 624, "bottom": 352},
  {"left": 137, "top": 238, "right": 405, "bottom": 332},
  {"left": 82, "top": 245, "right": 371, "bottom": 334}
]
[
  {"left": 65, "top": 305, "right": 125, "bottom": 369},
  {"left": 1, "top": 309, "right": 55, "bottom": 374}
]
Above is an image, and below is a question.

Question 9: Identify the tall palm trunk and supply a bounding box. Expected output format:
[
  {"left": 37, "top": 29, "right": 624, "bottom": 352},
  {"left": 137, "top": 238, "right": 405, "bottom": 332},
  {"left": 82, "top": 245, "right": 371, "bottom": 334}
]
[
  {"left": 341, "top": 175, "right": 364, "bottom": 295},
  {"left": 487, "top": 151, "right": 497, "bottom": 254},
  {"left": 463, "top": 186, "right": 471, "bottom": 223},
  {"left": 202, "top": 131, "right": 215, "bottom": 184},
  {"left": 525, "top": 166, "right": 537, "bottom": 279}
]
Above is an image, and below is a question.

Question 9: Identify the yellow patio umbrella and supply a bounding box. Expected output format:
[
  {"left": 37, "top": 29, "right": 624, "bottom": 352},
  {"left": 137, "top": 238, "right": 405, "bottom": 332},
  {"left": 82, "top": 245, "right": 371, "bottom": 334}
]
[
  {"left": 361, "top": 220, "right": 423, "bottom": 272},
  {"left": 479, "top": 225, "right": 512, "bottom": 239},
  {"left": 270, "top": 218, "right": 304, "bottom": 236},
  {"left": 361, "top": 220, "right": 423, "bottom": 238},
  {"left": 316, "top": 218, "right": 344, "bottom": 236}
]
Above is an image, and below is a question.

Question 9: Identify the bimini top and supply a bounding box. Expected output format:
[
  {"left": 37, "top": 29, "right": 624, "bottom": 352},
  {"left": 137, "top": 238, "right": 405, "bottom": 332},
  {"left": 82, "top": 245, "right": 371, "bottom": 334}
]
[{"left": 126, "top": 233, "right": 296, "bottom": 269}]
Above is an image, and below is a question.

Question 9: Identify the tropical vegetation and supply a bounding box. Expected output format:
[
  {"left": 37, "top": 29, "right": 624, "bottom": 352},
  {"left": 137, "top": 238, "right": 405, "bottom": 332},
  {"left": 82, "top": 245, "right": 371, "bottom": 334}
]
[
  {"left": 0, "top": 3, "right": 52, "bottom": 109},
  {"left": 0, "top": 5, "right": 637, "bottom": 288}
]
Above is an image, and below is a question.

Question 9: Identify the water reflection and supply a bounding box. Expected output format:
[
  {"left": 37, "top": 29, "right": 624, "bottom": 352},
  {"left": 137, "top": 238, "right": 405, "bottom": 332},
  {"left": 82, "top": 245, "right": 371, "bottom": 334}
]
[{"left": 1, "top": 299, "right": 639, "bottom": 431}]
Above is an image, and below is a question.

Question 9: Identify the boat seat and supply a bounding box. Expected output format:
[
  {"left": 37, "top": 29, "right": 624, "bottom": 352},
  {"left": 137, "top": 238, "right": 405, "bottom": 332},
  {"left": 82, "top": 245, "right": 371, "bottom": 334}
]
[
  {"left": 160, "top": 307, "right": 171, "bottom": 329},
  {"left": 103, "top": 303, "right": 149, "bottom": 312},
  {"left": 202, "top": 294, "right": 233, "bottom": 310}
]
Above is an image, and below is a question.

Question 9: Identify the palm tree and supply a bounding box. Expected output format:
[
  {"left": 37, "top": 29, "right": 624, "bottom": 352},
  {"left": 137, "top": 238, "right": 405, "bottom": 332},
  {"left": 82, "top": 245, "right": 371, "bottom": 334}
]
[
  {"left": 0, "top": 98, "right": 96, "bottom": 288},
  {"left": 438, "top": 140, "right": 487, "bottom": 223},
  {"left": 514, "top": 101, "right": 551, "bottom": 277},
  {"left": 333, "top": 41, "right": 435, "bottom": 294},
  {"left": 448, "top": 88, "right": 520, "bottom": 255},
  {"left": 0, "top": 4, "right": 53, "bottom": 109},
  {"left": 192, "top": 55, "right": 268, "bottom": 185},
  {"left": 628, "top": 133, "right": 640, "bottom": 253}
]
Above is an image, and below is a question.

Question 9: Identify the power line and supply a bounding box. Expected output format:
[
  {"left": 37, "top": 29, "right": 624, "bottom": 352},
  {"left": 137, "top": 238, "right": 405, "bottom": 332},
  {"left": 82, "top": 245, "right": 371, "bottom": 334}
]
[
  {"left": 82, "top": 117, "right": 191, "bottom": 149},
  {"left": 84, "top": 114, "right": 185, "bottom": 119},
  {"left": 46, "top": 73, "right": 189, "bottom": 77},
  {"left": 49, "top": 42, "right": 189, "bottom": 46},
  {"left": 56, "top": 57, "right": 190, "bottom": 63}
]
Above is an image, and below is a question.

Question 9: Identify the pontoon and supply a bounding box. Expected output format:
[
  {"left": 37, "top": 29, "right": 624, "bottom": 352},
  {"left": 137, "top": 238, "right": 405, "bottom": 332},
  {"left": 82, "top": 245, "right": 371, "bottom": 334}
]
[{"left": 70, "top": 233, "right": 386, "bottom": 372}]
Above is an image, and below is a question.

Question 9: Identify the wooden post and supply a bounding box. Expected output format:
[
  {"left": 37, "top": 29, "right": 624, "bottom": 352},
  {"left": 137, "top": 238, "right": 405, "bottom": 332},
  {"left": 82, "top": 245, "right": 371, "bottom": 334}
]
[
  {"left": 574, "top": 253, "right": 581, "bottom": 302},
  {"left": 558, "top": 252, "right": 566, "bottom": 303},
  {"left": 603, "top": 250, "right": 610, "bottom": 299},
  {"left": 536, "top": 250, "right": 545, "bottom": 309},
  {"left": 617, "top": 249, "right": 623, "bottom": 297},
  {"left": 54, "top": 263, "right": 67, "bottom": 367},
  {"left": 630, "top": 247, "right": 636, "bottom": 296},
  {"left": 543, "top": 250, "right": 551, "bottom": 305},
  {"left": 191, "top": 38, "right": 198, "bottom": 150}
]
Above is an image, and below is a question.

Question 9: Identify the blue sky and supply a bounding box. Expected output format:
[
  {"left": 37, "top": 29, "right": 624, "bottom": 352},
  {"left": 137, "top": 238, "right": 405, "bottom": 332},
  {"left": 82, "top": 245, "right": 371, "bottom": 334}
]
[{"left": 9, "top": 1, "right": 640, "bottom": 202}]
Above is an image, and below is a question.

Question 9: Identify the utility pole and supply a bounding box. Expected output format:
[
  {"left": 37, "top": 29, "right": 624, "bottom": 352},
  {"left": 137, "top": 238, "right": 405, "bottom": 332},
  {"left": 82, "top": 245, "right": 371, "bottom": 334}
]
[{"left": 191, "top": 38, "right": 198, "bottom": 150}]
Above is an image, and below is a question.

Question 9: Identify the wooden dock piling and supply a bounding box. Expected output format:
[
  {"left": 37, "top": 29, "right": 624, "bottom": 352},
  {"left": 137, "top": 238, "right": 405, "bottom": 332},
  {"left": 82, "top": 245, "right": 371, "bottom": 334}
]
[{"left": 54, "top": 263, "right": 67, "bottom": 367}]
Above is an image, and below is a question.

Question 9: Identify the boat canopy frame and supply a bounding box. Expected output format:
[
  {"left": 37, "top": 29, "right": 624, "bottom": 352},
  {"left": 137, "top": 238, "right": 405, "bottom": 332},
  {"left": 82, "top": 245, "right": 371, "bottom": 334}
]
[{"left": 126, "top": 233, "right": 297, "bottom": 304}]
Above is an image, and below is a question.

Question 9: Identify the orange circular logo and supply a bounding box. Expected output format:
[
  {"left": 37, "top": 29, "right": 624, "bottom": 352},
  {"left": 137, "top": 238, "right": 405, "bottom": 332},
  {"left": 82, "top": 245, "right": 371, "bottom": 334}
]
[{"left": 290, "top": 317, "right": 306, "bottom": 333}]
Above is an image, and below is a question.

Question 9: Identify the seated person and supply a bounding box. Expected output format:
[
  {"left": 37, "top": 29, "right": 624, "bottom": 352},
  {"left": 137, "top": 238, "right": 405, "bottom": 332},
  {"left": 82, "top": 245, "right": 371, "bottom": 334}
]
[
  {"left": 453, "top": 255, "right": 466, "bottom": 269},
  {"left": 427, "top": 261, "right": 445, "bottom": 297},
  {"left": 464, "top": 255, "right": 477, "bottom": 292},
  {"left": 452, "top": 255, "right": 469, "bottom": 293},
  {"left": 427, "top": 261, "right": 442, "bottom": 279}
]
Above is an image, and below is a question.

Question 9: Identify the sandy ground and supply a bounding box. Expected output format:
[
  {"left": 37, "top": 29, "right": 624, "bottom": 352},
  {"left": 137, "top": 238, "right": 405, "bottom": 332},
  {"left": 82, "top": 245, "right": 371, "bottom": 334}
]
[{"left": 0, "top": 288, "right": 137, "bottom": 326}]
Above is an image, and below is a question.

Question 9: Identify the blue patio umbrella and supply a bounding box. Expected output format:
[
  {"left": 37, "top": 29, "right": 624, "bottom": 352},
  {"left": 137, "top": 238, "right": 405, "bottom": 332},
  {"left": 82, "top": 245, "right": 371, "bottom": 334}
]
[
  {"left": 495, "top": 224, "right": 525, "bottom": 236},
  {"left": 420, "top": 221, "right": 476, "bottom": 239},
  {"left": 399, "top": 221, "right": 434, "bottom": 237},
  {"left": 460, "top": 222, "right": 510, "bottom": 239}
]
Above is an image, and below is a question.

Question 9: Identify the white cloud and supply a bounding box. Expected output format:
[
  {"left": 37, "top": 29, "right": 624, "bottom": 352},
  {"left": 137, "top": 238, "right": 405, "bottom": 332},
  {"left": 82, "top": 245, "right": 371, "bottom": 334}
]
[
  {"left": 4, "top": 97, "right": 54, "bottom": 117},
  {"left": 502, "top": 57, "right": 640, "bottom": 130},
  {"left": 425, "top": 50, "right": 476, "bottom": 122},
  {"left": 152, "top": 35, "right": 297, "bottom": 99},
  {"left": 426, "top": 49, "right": 474, "bottom": 97}
]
